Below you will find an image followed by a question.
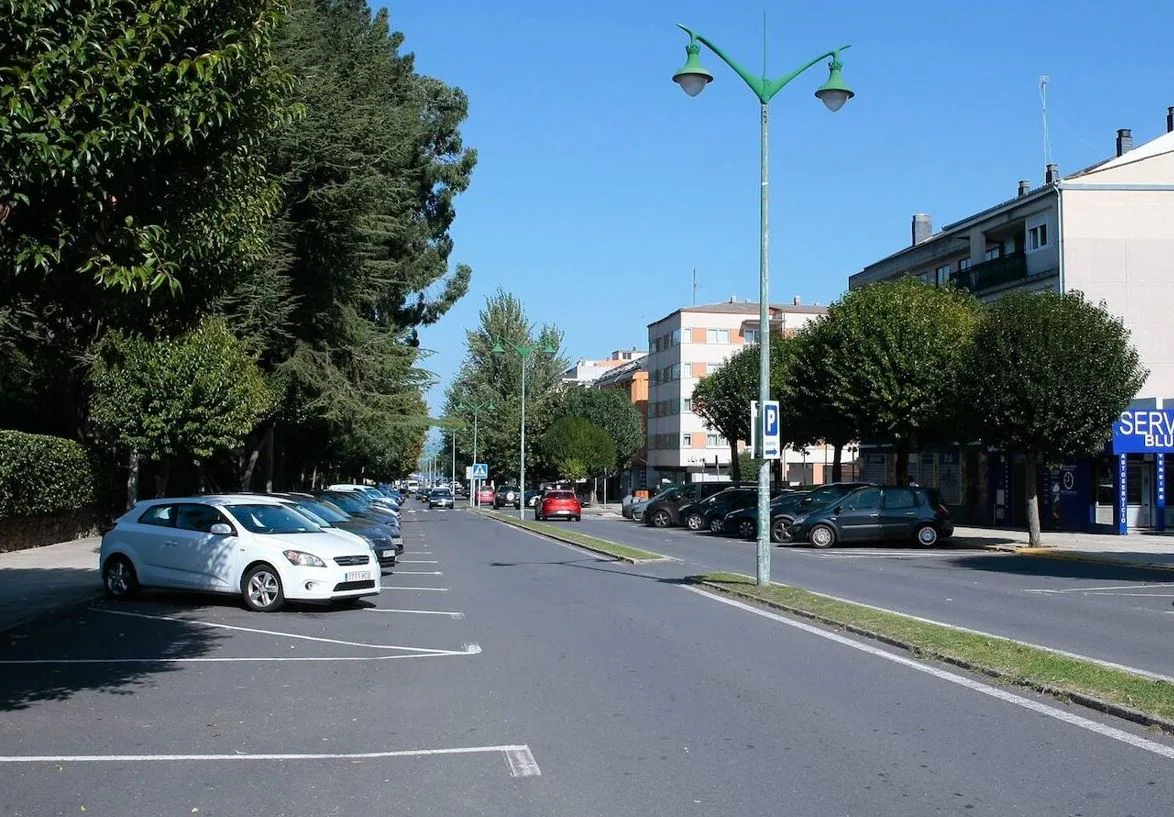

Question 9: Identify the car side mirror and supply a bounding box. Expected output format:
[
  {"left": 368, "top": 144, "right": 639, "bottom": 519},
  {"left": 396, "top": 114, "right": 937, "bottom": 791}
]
[
  {"left": 210, "top": 522, "right": 234, "bottom": 536},
  {"left": 833, "top": 506, "right": 843, "bottom": 515}
]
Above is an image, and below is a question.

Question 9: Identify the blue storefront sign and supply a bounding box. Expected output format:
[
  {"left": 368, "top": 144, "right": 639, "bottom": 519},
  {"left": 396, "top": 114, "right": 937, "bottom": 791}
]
[{"left": 1113, "top": 409, "right": 1174, "bottom": 453}]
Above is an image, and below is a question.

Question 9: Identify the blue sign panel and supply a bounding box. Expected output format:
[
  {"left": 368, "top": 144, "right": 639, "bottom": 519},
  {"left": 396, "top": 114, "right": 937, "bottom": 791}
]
[
  {"left": 761, "top": 400, "right": 781, "bottom": 460},
  {"left": 1112, "top": 409, "right": 1174, "bottom": 453},
  {"left": 471, "top": 463, "right": 489, "bottom": 479}
]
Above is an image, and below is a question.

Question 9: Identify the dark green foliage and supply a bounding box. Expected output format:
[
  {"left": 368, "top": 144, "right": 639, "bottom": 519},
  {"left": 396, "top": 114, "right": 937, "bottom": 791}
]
[
  {"left": 0, "top": 430, "right": 95, "bottom": 519},
  {"left": 541, "top": 417, "right": 615, "bottom": 480},
  {"left": 556, "top": 388, "right": 644, "bottom": 469}
]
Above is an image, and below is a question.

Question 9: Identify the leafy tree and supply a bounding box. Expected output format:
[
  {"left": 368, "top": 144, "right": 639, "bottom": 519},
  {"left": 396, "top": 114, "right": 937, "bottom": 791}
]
[
  {"left": 556, "top": 388, "right": 644, "bottom": 470},
  {"left": 89, "top": 319, "right": 277, "bottom": 497},
  {"left": 541, "top": 418, "right": 615, "bottom": 479},
  {"left": 787, "top": 318, "right": 861, "bottom": 481},
  {"left": 814, "top": 278, "right": 981, "bottom": 482},
  {"left": 966, "top": 291, "right": 1146, "bottom": 545}
]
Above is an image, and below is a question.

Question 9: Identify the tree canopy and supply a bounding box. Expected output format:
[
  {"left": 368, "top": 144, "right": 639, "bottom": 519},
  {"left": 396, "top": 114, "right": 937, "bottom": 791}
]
[
  {"left": 555, "top": 388, "right": 644, "bottom": 471},
  {"left": 541, "top": 417, "right": 615, "bottom": 481}
]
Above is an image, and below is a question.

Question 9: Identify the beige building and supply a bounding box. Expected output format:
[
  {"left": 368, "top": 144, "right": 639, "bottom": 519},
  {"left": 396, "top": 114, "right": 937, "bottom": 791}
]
[
  {"left": 644, "top": 298, "right": 840, "bottom": 486},
  {"left": 562, "top": 348, "right": 646, "bottom": 386},
  {"left": 848, "top": 109, "right": 1174, "bottom": 533}
]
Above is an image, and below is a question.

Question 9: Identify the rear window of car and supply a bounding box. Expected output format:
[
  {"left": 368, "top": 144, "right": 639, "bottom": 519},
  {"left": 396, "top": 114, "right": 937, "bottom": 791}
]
[{"left": 546, "top": 491, "right": 575, "bottom": 499}]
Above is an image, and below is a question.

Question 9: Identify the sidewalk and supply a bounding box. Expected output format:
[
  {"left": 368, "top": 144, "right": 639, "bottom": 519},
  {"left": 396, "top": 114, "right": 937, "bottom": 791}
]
[
  {"left": 0, "top": 537, "right": 102, "bottom": 637},
  {"left": 950, "top": 525, "right": 1174, "bottom": 571},
  {"left": 582, "top": 503, "right": 623, "bottom": 519}
]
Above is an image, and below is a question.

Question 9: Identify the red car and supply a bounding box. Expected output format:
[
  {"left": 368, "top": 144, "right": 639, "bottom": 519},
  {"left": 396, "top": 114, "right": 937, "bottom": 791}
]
[
  {"left": 477, "top": 486, "right": 495, "bottom": 506},
  {"left": 535, "top": 489, "right": 581, "bottom": 522}
]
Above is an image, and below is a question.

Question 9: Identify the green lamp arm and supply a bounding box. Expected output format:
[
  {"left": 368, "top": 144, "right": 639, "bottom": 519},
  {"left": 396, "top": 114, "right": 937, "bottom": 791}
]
[{"left": 763, "top": 45, "right": 852, "bottom": 101}]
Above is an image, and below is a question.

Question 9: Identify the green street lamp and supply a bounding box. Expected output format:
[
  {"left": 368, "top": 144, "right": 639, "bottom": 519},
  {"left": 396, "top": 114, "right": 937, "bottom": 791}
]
[
  {"left": 458, "top": 397, "right": 495, "bottom": 508},
  {"left": 493, "top": 337, "right": 558, "bottom": 521},
  {"left": 672, "top": 23, "right": 854, "bottom": 587}
]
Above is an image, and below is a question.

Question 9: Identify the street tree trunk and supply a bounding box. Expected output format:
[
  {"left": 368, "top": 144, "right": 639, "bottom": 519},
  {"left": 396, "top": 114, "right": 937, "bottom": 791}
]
[
  {"left": 831, "top": 443, "right": 843, "bottom": 483},
  {"left": 154, "top": 458, "right": 170, "bottom": 497},
  {"left": 894, "top": 440, "right": 910, "bottom": 484},
  {"left": 240, "top": 440, "right": 261, "bottom": 491},
  {"left": 262, "top": 424, "right": 275, "bottom": 492},
  {"left": 125, "top": 450, "right": 140, "bottom": 509},
  {"left": 730, "top": 441, "right": 741, "bottom": 480},
  {"left": 1024, "top": 450, "right": 1042, "bottom": 546}
]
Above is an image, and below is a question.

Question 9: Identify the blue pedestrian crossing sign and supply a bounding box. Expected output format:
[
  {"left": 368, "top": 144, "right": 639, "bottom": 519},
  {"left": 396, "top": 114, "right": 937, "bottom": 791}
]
[
  {"left": 472, "top": 463, "right": 489, "bottom": 479},
  {"left": 762, "top": 401, "right": 781, "bottom": 460}
]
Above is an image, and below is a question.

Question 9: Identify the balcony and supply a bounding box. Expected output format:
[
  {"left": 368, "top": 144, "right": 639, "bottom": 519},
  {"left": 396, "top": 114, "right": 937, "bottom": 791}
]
[{"left": 950, "top": 252, "right": 1027, "bottom": 293}]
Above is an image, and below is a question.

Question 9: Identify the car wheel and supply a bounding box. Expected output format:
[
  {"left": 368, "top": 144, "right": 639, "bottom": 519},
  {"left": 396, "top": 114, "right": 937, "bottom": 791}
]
[
  {"left": 709, "top": 518, "right": 724, "bottom": 534},
  {"left": 575, "top": 515, "right": 581, "bottom": 522},
  {"left": 102, "top": 555, "right": 139, "bottom": 600},
  {"left": 651, "top": 510, "right": 671, "bottom": 528},
  {"left": 739, "top": 519, "right": 756, "bottom": 539},
  {"left": 684, "top": 513, "right": 704, "bottom": 531},
  {"left": 771, "top": 517, "right": 793, "bottom": 545},
  {"left": 916, "top": 524, "right": 939, "bottom": 548},
  {"left": 808, "top": 524, "right": 836, "bottom": 549},
  {"left": 242, "top": 564, "right": 285, "bottom": 613}
]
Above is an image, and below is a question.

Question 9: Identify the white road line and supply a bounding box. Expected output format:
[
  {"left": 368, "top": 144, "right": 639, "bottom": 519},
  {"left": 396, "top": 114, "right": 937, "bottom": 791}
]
[
  {"left": 381, "top": 586, "right": 449, "bottom": 592},
  {"left": 94, "top": 609, "right": 455, "bottom": 654},
  {"left": 683, "top": 586, "right": 1174, "bottom": 761},
  {"left": 0, "top": 645, "right": 482, "bottom": 665},
  {"left": 364, "top": 608, "right": 464, "bottom": 618},
  {"left": 0, "top": 742, "right": 539, "bottom": 777},
  {"left": 397, "top": 560, "right": 439, "bottom": 564},
  {"left": 1084, "top": 591, "right": 1174, "bottom": 597},
  {"left": 392, "top": 570, "right": 443, "bottom": 575},
  {"left": 1025, "top": 583, "right": 1174, "bottom": 594}
]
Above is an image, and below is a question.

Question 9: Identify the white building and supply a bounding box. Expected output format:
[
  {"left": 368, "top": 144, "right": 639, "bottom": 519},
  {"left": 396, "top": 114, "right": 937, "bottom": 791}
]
[
  {"left": 644, "top": 298, "right": 841, "bottom": 486},
  {"left": 562, "top": 348, "right": 646, "bottom": 386}
]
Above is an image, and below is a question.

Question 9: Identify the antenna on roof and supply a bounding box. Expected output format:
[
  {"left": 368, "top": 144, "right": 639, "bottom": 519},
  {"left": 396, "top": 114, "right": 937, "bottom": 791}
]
[
  {"left": 692, "top": 267, "right": 702, "bottom": 306},
  {"left": 1039, "top": 75, "right": 1052, "bottom": 169}
]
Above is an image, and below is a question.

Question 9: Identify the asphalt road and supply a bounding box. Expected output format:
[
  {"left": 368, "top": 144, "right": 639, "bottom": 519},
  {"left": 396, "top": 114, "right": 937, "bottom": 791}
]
[
  {"left": 570, "top": 513, "right": 1174, "bottom": 679},
  {"left": 2, "top": 508, "right": 1173, "bottom": 816}
]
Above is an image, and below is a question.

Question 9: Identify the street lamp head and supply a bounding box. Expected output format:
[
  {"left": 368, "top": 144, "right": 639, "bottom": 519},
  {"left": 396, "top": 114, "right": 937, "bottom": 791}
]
[
  {"left": 491, "top": 340, "right": 505, "bottom": 355},
  {"left": 814, "top": 56, "right": 853, "bottom": 112},
  {"left": 540, "top": 342, "right": 558, "bottom": 354},
  {"left": 673, "top": 42, "right": 713, "bottom": 98}
]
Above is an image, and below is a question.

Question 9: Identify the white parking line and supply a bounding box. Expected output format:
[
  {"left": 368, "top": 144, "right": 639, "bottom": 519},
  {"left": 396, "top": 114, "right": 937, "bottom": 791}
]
[
  {"left": 363, "top": 608, "right": 464, "bottom": 618},
  {"left": 1025, "top": 583, "right": 1174, "bottom": 594},
  {"left": 382, "top": 586, "right": 448, "bottom": 592},
  {"left": 398, "top": 560, "right": 439, "bottom": 564},
  {"left": 393, "top": 570, "right": 443, "bottom": 575},
  {"left": 0, "top": 646, "right": 482, "bottom": 665},
  {"left": 94, "top": 609, "right": 454, "bottom": 653},
  {"left": 683, "top": 586, "right": 1174, "bottom": 761},
  {"left": 0, "top": 743, "right": 540, "bottom": 777}
]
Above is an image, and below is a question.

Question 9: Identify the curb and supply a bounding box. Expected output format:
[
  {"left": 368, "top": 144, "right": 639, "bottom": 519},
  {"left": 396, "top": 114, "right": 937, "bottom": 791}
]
[
  {"left": 982, "top": 544, "right": 1174, "bottom": 574},
  {"left": 0, "top": 590, "right": 104, "bottom": 641},
  {"left": 477, "top": 511, "right": 671, "bottom": 565},
  {"left": 697, "top": 580, "right": 1174, "bottom": 736}
]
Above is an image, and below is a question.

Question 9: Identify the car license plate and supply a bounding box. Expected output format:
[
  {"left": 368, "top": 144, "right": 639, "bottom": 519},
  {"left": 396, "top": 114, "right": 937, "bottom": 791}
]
[
  {"left": 345, "top": 571, "right": 370, "bottom": 582},
  {"left": 380, "top": 550, "right": 393, "bottom": 558},
  {"left": 392, "top": 537, "right": 403, "bottom": 545}
]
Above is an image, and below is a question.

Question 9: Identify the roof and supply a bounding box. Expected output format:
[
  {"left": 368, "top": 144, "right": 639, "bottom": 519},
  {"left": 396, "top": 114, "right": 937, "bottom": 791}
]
[
  {"left": 593, "top": 356, "right": 647, "bottom": 387},
  {"left": 1069, "top": 128, "right": 1174, "bottom": 177},
  {"left": 648, "top": 301, "right": 828, "bottom": 327}
]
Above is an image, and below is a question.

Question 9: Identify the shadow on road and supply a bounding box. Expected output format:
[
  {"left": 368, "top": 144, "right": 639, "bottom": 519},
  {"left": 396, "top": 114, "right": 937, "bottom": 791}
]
[{"left": 945, "top": 552, "right": 1174, "bottom": 583}]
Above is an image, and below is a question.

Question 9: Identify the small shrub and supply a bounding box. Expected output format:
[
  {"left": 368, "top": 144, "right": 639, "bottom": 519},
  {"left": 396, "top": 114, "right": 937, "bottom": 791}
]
[{"left": 0, "top": 430, "right": 96, "bottom": 519}]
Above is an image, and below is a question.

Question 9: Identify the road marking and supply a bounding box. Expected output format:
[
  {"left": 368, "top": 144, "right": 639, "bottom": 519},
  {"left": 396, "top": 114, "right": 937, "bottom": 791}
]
[
  {"left": 381, "top": 586, "right": 449, "bottom": 592},
  {"left": 0, "top": 742, "right": 539, "bottom": 777},
  {"left": 393, "top": 570, "right": 443, "bottom": 575},
  {"left": 1084, "top": 591, "right": 1174, "bottom": 597},
  {"left": 398, "top": 560, "right": 439, "bottom": 564},
  {"left": 0, "top": 645, "right": 482, "bottom": 665},
  {"left": 683, "top": 586, "right": 1174, "bottom": 761},
  {"left": 364, "top": 608, "right": 464, "bottom": 618},
  {"left": 1025, "top": 583, "right": 1174, "bottom": 594},
  {"left": 93, "top": 609, "right": 456, "bottom": 654}
]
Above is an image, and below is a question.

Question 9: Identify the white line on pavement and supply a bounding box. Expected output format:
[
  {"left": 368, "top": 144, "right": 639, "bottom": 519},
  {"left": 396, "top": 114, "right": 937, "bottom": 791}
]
[
  {"left": 683, "top": 586, "right": 1174, "bottom": 761},
  {"left": 0, "top": 742, "right": 539, "bottom": 777},
  {"left": 397, "top": 560, "right": 439, "bottom": 564},
  {"left": 1025, "top": 583, "right": 1174, "bottom": 594},
  {"left": 363, "top": 608, "right": 464, "bottom": 618},
  {"left": 93, "top": 609, "right": 457, "bottom": 654},
  {"left": 392, "top": 570, "right": 443, "bottom": 575},
  {"left": 381, "top": 586, "right": 449, "bottom": 592},
  {"left": 0, "top": 645, "right": 482, "bottom": 665}
]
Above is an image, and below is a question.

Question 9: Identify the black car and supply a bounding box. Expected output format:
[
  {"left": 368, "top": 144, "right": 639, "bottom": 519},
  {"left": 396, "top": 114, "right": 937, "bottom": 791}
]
[
  {"left": 319, "top": 490, "right": 403, "bottom": 530},
  {"left": 786, "top": 484, "right": 954, "bottom": 548},
  {"left": 271, "top": 493, "right": 400, "bottom": 569},
  {"left": 721, "top": 490, "right": 804, "bottom": 539},
  {"left": 677, "top": 487, "right": 758, "bottom": 532},
  {"left": 493, "top": 485, "right": 521, "bottom": 509},
  {"left": 643, "top": 481, "right": 756, "bottom": 528},
  {"left": 768, "top": 482, "right": 874, "bottom": 543},
  {"left": 428, "top": 487, "right": 455, "bottom": 509}
]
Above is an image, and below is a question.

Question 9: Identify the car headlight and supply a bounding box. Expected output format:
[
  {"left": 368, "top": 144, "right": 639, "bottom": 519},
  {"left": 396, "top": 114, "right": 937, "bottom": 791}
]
[{"left": 283, "top": 550, "right": 326, "bottom": 567}]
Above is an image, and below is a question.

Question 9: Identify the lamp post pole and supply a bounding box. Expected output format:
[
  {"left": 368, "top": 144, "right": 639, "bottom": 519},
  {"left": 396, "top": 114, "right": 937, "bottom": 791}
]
[
  {"left": 671, "top": 23, "right": 855, "bottom": 587},
  {"left": 459, "top": 398, "right": 495, "bottom": 508},
  {"left": 493, "top": 337, "right": 558, "bottom": 521}
]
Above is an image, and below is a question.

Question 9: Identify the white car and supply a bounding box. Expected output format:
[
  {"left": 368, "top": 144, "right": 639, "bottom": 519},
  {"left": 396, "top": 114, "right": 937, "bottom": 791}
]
[
  {"left": 327, "top": 484, "right": 400, "bottom": 515},
  {"left": 100, "top": 496, "right": 382, "bottom": 612}
]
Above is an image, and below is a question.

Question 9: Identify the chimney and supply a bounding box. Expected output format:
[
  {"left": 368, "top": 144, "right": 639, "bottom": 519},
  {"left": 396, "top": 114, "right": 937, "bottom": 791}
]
[
  {"left": 911, "top": 213, "right": 932, "bottom": 246},
  {"left": 1167, "top": 106, "right": 1173, "bottom": 133},
  {"left": 1017, "top": 180, "right": 1031, "bottom": 197},
  {"left": 1045, "top": 163, "right": 1060, "bottom": 184},
  {"left": 792, "top": 295, "right": 801, "bottom": 306},
  {"left": 1116, "top": 128, "right": 1133, "bottom": 157}
]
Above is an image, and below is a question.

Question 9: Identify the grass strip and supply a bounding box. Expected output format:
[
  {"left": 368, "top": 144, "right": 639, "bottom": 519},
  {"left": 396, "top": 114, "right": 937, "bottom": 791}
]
[
  {"left": 700, "top": 572, "right": 1174, "bottom": 729},
  {"left": 481, "top": 510, "right": 668, "bottom": 563}
]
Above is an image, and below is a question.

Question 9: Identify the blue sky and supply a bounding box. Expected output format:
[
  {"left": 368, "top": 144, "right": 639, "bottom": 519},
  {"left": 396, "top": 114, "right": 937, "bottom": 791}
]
[{"left": 394, "top": 0, "right": 1173, "bottom": 423}]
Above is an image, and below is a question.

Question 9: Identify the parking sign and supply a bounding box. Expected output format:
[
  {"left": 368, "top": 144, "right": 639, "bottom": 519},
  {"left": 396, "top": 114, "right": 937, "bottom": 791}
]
[{"left": 762, "top": 400, "right": 781, "bottom": 460}]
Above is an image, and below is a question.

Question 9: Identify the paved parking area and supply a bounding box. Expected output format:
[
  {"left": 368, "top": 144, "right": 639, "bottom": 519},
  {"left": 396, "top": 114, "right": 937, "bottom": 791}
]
[{"left": 0, "top": 511, "right": 538, "bottom": 817}]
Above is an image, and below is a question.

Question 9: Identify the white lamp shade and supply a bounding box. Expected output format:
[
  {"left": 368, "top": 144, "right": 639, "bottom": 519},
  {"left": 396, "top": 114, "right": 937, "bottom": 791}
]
[
  {"left": 816, "top": 88, "right": 850, "bottom": 112},
  {"left": 675, "top": 73, "right": 709, "bottom": 97}
]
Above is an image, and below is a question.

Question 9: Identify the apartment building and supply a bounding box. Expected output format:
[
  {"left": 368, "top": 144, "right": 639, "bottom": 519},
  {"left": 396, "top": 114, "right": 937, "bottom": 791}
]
[
  {"left": 643, "top": 298, "right": 835, "bottom": 487},
  {"left": 848, "top": 109, "right": 1174, "bottom": 534},
  {"left": 592, "top": 355, "right": 649, "bottom": 495},
  {"left": 562, "top": 348, "right": 646, "bottom": 386}
]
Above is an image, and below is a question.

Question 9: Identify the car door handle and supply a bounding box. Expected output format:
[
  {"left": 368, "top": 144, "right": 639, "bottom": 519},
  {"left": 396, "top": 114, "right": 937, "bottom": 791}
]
[
  {"left": 163, "top": 540, "right": 180, "bottom": 547},
  {"left": 869, "top": 513, "right": 880, "bottom": 517}
]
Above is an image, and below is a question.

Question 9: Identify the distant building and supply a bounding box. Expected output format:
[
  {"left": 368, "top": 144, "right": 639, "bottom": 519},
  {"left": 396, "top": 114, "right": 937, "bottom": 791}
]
[
  {"left": 562, "top": 348, "right": 646, "bottom": 386},
  {"left": 593, "top": 356, "right": 649, "bottom": 496}
]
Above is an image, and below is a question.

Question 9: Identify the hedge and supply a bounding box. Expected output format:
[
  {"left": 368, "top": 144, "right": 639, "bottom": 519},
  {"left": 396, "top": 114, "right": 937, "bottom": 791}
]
[{"left": 0, "top": 430, "right": 96, "bottom": 520}]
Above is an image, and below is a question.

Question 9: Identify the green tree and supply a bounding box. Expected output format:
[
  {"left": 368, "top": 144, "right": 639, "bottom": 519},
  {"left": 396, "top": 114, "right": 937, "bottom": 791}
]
[
  {"left": 815, "top": 278, "right": 981, "bottom": 482},
  {"left": 541, "top": 417, "right": 615, "bottom": 479},
  {"left": 787, "top": 318, "right": 861, "bottom": 481},
  {"left": 89, "top": 319, "right": 276, "bottom": 498},
  {"left": 556, "top": 388, "right": 644, "bottom": 470},
  {"left": 966, "top": 291, "right": 1146, "bottom": 545}
]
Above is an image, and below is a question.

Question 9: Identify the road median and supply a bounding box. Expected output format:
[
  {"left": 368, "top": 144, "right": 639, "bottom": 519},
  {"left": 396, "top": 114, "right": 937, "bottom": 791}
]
[
  {"left": 697, "top": 572, "right": 1174, "bottom": 732},
  {"left": 479, "top": 510, "right": 670, "bottom": 563}
]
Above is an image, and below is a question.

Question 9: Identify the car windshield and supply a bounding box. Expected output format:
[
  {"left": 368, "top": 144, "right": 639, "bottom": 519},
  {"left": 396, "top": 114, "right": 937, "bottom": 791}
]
[
  {"left": 227, "top": 504, "right": 322, "bottom": 534},
  {"left": 285, "top": 503, "right": 331, "bottom": 527},
  {"left": 433, "top": 489, "right": 452, "bottom": 497},
  {"left": 325, "top": 493, "right": 368, "bottom": 513},
  {"left": 298, "top": 498, "right": 349, "bottom": 523}
]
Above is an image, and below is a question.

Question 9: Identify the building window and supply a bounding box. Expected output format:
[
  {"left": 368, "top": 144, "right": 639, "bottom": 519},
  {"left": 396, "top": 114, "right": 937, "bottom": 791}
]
[
  {"left": 935, "top": 264, "right": 950, "bottom": 286},
  {"left": 743, "top": 329, "right": 760, "bottom": 345},
  {"left": 683, "top": 398, "right": 692, "bottom": 412},
  {"left": 706, "top": 434, "right": 724, "bottom": 447},
  {"left": 670, "top": 363, "right": 680, "bottom": 380},
  {"left": 984, "top": 246, "right": 1002, "bottom": 261},
  {"left": 706, "top": 328, "right": 730, "bottom": 344},
  {"left": 706, "top": 362, "right": 721, "bottom": 375},
  {"left": 671, "top": 328, "right": 681, "bottom": 346},
  {"left": 958, "top": 258, "right": 971, "bottom": 271},
  {"left": 1027, "top": 217, "right": 1049, "bottom": 252},
  {"left": 682, "top": 433, "right": 692, "bottom": 447}
]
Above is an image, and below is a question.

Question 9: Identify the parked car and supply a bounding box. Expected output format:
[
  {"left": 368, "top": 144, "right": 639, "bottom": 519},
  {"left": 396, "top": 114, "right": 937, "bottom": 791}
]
[
  {"left": 677, "top": 487, "right": 758, "bottom": 532},
  {"left": 428, "top": 487, "right": 455, "bottom": 509},
  {"left": 643, "top": 482, "right": 756, "bottom": 528},
  {"left": 523, "top": 490, "right": 542, "bottom": 508},
  {"left": 268, "top": 494, "right": 396, "bottom": 569},
  {"left": 477, "top": 486, "right": 495, "bottom": 506},
  {"left": 493, "top": 485, "right": 521, "bottom": 509},
  {"left": 319, "top": 490, "right": 402, "bottom": 528},
  {"left": 535, "top": 489, "right": 581, "bottom": 521},
  {"left": 769, "top": 482, "right": 875, "bottom": 543},
  {"left": 721, "top": 490, "right": 803, "bottom": 539},
  {"left": 277, "top": 493, "right": 401, "bottom": 567},
  {"left": 327, "top": 484, "right": 401, "bottom": 514},
  {"left": 786, "top": 485, "right": 954, "bottom": 548},
  {"left": 100, "top": 495, "right": 381, "bottom": 612}
]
